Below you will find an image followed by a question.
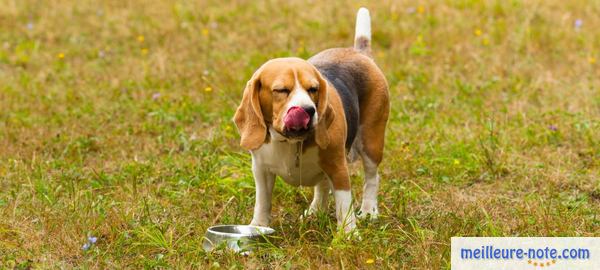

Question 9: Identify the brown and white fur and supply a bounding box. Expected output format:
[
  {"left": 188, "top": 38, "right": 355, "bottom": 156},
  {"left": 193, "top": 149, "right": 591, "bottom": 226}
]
[{"left": 233, "top": 8, "right": 389, "bottom": 233}]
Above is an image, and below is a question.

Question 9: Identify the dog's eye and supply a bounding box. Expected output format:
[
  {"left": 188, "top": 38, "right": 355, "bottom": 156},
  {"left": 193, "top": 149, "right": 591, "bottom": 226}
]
[
  {"left": 274, "top": 88, "right": 290, "bottom": 94},
  {"left": 307, "top": 87, "right": 318, "bottom": 94}
]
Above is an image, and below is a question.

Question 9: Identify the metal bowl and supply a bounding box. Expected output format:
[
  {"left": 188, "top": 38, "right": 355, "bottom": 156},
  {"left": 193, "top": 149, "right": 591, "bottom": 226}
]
[{"left": 202, "top": 225, "right": 275, "bottom": 253}]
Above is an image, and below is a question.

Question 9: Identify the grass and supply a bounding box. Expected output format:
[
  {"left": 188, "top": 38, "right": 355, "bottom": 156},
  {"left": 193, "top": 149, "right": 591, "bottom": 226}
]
[{"left": 1, "top": 0, "right": 599, "bottom": 268}]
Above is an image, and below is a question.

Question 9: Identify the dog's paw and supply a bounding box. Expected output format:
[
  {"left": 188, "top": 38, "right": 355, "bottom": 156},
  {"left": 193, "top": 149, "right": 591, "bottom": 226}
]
[
  {"left": 334, "top": 226, "right": 362, "bottom": 241},
  {"left": 349, "top": 230, "right": 362, "bottom": 241},
  {"left": 337, "top": 214, "right": 357, "bottom": 232},
  {"left": 357, "top": 202, "right": 379, "bottom": 220},
  {"left": 249, "top": 218, "right": 270, "bottom": 227},
  {"left": 299, "top": 206, "right": 319, "bottom": 220}
]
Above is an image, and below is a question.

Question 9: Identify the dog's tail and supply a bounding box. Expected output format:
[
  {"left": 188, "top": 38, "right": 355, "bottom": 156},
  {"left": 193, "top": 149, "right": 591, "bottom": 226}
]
[{"left": 354, "top": 7, "right": 371, "bottom": 54}]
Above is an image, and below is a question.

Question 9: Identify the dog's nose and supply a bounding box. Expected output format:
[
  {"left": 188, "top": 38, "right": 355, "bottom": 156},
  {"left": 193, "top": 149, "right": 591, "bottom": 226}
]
[{"left": 303, "top": 106, "right": 316, "bottom": 118}]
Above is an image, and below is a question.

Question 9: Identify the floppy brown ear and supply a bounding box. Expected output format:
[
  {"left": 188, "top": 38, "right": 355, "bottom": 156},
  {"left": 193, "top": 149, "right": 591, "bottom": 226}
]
[
  {"left": 233, "top": 70, "right": 267, "bottom": 150},
  {"left": 314, "top": 72, "right": 335, "bottom": 149}
]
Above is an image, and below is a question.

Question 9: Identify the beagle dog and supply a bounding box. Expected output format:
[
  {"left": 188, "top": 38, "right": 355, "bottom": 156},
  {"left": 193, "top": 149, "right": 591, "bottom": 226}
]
[{"left": 234, "top": 8, "right": 389, "bottom": 233}]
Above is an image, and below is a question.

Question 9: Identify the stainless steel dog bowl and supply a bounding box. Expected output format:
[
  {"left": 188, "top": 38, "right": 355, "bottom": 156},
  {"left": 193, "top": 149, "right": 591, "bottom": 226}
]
[{"left": 203, "top": 225, "right": 275, "bottom": 253}]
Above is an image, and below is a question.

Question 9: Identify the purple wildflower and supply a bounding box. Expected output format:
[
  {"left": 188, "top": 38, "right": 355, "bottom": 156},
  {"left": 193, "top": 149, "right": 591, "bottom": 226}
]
[
  {"left": 548, "top": 125, "right": 558, "bottom": 131},
  {"left": 574, "top": 19, "right": 583, "bottom": 30},
  {"left": 152, "top": 92, "right": 161, "bottom": 100},
  {"left": 88, "top": 236, "right": 98, "bottom": 244},
  {"left": 82, "top": 236, "right": 98, "bottom": 251}
]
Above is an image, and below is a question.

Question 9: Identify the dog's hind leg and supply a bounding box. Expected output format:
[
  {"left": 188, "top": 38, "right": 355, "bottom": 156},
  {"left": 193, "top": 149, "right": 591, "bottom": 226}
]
[
  {"left": 357, "top": 144, "right": 381, "bottom": 220},
  {"left": 356, "top": 75, "right": 389, "bottom": 220}
]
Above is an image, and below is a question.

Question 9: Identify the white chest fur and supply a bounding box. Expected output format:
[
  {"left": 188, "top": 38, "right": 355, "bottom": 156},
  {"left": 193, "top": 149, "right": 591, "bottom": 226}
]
[{"left": 252, "top": 136, "right": 324, "bottom": 187}]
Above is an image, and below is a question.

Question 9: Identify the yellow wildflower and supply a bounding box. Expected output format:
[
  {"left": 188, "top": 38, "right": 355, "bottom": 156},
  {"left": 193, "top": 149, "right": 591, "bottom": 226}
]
[
  {"left": 589, "top": 57, "right": 596, "bottom": 64},
  {"left": 137, "top": 35, "right": 144, "bottom": 43},
  {"left": 482, "top": 37, "right": 490, "bottom": 46},
  {"left": 453, "top": 159, "right": 460, "bottom": 165},
  {"left": 204, "top": 86, "right": 212, "bottom": 92},
  {"left": 474, "top": 29, "right": 482, "bottom": 36},
  {"left": 366, "top": 258, "right": 375, "bottom": 264},
  {"left": 202, "top": 28, "right": 209, "bottom": 36},
  {"left": 417, "top": 5, "right": 425, "bottom": 14},
  {"left": 57, "top": 53, "right": 65, "bottom": 59},
  {"left": 141, "top": 48, "right": 149, "bottom": 55}
]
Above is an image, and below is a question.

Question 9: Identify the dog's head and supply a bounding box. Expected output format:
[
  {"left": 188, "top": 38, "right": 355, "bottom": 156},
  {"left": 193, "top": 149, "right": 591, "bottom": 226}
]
[{"left": 233, "top": 57, "right": 335, "bottom": 150}]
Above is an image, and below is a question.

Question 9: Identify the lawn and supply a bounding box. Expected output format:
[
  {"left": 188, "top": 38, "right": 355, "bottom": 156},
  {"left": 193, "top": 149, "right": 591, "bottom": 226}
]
[{"left": 0, "top": 0, "right": 599, "bottom": 268}]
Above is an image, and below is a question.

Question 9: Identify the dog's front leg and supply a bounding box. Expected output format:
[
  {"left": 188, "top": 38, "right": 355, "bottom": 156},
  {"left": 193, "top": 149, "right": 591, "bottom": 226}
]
[
  {"left": 319, "top": 153, "right": 356, "bottom": 233},
  {"left": 249, "top": 159, "right": 275, "bottom": 227},
  {"left": 332, "top": 183, "right": 356, "bottom": 233}
]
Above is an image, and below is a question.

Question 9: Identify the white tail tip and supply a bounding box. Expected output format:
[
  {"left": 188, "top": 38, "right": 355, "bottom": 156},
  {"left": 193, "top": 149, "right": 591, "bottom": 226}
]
[{"left": 354, "top": 7, "right": 371, "bottom": 51}]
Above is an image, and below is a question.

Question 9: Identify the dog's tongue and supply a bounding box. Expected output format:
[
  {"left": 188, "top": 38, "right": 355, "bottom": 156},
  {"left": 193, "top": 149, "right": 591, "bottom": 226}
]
[{"left": 284, "top": 106, "right": 310, "bottom": 131}]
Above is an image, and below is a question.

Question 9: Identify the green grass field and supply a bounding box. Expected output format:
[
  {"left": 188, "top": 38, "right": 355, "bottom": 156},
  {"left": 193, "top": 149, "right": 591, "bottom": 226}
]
[{"left": 1, "top": 0, "right": 599, "bottom": 268}]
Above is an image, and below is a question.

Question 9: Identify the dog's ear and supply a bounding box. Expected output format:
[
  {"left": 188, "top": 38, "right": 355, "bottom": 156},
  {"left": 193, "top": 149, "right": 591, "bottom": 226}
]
[
  {"left": 233, "top": 68, "right": 267, "bottom": 150},
  {"left": 314, "top": 71, "right": 335, "bottom": 149}
]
